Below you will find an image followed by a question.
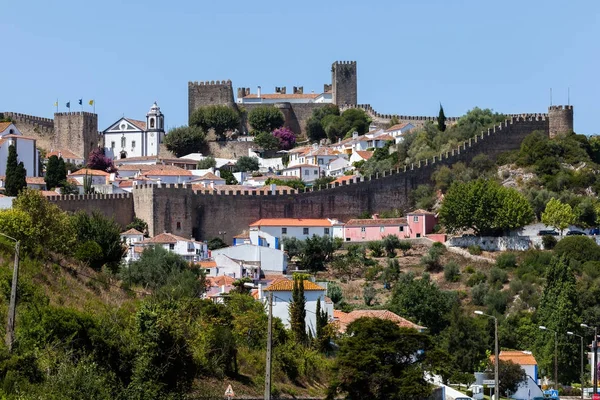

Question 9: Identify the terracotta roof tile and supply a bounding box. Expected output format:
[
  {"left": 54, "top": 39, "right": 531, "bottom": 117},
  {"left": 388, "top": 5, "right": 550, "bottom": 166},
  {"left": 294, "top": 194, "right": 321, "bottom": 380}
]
[
  {"left": 333, "top": 175, "right": 358, "bottom": 184},
  {"left": 40, "top": 190, "right": 60, "bottom": 197},
  {"left": 26, "top": 177, "right": 46, "bottom": 185},
  {"left": 196, "top": 260, "right": 217, "bottom": 268},
  {"left": 345, "top": 218, "right": 407, "bottom": 227},
  {"left": 374, "top": 134, "right": 395, "bottom": 141},
  {"left": 263, "top": 278, "right": 325, "bottom": 292},
  {"left": 334, "top": 309, "right": 425, "bottom": 333},
  {"left": 194, "top": 172, "right": 224, "bottom": 181},
  {"left": 142, "top": 232, "right": 200, "bottom": 244},
  {"left": 493, "top": 351, "right": 537, "bottom": 366},
  {"left": 207, "top": 275, "right": 236, "bottom": 287},
  {"left": 250, "top": 218, "right": 337, "bottom": 227},
  {"left": 126, "top": 118, "right": 147, "bottom": 130},
  {"left": 354, "top": 150, "right": 373, "bottom": 160},
  {"left": 0, "top": 122, "right": 12, "bottom": 133},
  {"left": 385, "top": 123, "right": 412, "bottom": 132},
  {"left": 46, "top": 149, "right": 82, "bottom": 160},
  {"left": 121, "top": 228, "right": 144, "bottom": 235},
  {"left": 143, "top": 168, "right": 193, "bottom": 176},
  {"left": 70, "top": 168, "right": 109, "bottom": 176}
]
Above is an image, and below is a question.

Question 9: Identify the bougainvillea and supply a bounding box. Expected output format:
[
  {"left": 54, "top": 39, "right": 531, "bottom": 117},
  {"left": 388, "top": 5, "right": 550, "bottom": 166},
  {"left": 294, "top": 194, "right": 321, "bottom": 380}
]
[{"left": 272, "top": 127, "right": 296, "bottom": 150}]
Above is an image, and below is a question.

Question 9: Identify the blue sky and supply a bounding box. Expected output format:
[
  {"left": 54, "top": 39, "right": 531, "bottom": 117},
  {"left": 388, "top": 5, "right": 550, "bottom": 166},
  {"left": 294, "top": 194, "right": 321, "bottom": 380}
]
[{"left": 2, "top": 0, "right": 598, "bottom": 134}]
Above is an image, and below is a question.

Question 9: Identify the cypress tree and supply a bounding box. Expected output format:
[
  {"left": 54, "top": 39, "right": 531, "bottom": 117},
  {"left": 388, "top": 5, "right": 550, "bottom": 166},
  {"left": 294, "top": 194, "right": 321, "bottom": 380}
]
[
  {"left": 289, "top": 277, "right": 307, "bottom": 345},
  {"left": 315, "top": 297, "right": 330, "bottom": 352},
  {"left": 5, "top": 144, "right": 26, "bottom": 196},
  {"left": 57, "top": 157, "right": 67, "bottom": 184},
  {"left": 45, "top": 155, "right": 60, "bottom": 189},
  {"left": 438, "top": 103, "right": 447, "bottom": 132}
]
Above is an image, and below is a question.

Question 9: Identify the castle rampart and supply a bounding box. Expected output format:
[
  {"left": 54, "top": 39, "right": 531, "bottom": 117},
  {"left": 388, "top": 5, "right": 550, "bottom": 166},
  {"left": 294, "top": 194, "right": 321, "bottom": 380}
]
[
  {"left": 188, "top": 80, "right": 236, "bottom": 123},
  {"left": 548, "top": 105, "right": 574, "bottom": 138},
  {"left": 47, "top": 193, "right": 134, "bottom": 228}
]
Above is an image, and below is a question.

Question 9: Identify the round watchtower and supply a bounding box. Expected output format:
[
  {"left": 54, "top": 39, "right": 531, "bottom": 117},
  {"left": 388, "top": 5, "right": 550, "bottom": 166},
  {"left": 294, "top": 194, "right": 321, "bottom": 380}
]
[{"left": 548, "top": 105, "right": 573, "bottom": 138}]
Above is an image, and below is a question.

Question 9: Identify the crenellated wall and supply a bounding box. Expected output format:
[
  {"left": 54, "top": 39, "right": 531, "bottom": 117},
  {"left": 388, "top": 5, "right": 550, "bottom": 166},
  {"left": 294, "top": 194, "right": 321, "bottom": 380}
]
[
  {"left": 47, "top": 193, "right": 134, "bottom": 227},
  {"left": 188, "top": 80, "right": 236, "bottom": 123}
]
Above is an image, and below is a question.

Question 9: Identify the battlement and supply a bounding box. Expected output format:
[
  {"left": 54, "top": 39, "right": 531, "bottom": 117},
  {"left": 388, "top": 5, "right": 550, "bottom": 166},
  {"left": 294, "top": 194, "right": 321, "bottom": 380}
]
[
  {"left": 342, "top": 104, "right": 460, "bottom": 123},
  {"left": 54, "top": 112, "right": 97, "bottom": 117},
  {"left": 47, "top": 193, "right": 132, "bottom": 201},
  {"left": 549, "top": 105, "right": 573, "bottom": 111},
  {"left": 333, "top": 61, "right": 357, "bottom": 65},
  {"left": 189, "top": 80, "right": 232, "bottom": 87},
  {"left": 1, "top": 112, "right": 54, "bottom": 129}
]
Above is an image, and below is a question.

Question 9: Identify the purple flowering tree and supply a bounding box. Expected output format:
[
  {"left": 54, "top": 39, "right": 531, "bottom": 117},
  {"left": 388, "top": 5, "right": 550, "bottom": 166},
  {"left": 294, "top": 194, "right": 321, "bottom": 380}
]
[
  {"left": 87, "top": 147, "right": 116, "bottom": 173},
  {"left": 272, "top": 127, "right": 296, "bottom": 150}
]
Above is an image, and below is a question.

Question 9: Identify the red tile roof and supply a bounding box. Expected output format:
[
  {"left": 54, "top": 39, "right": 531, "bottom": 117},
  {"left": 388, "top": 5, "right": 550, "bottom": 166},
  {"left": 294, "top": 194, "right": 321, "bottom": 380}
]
[
  {"left": 46, "top": 149, "right": 83, "bottom": 160},
  {"left": 40, "top": 190, "right": 60, "bottom": 197},
  {"left": 207, "top": 275, "right": 236, "bottom": 287},
  {"left": 492, "top": 351, "right": 537, "bottom": 366},
  {"left": 354, "top": 150, "right": 373, "bottom": 160},
  {"left": 121, "top": 228, "right": 144, "bottom": 235},
  {"left": 142, "top": 232, "right": 200, "bottom": 244},
  {"left": 0, "top": 122, "right": 13, "bottom": 133},
  {"left": 385, "top": 123, "right": 412, "bottom": 132},
  {"left": 196, "top": 260, "right": 217, "bottom": 268},
  {"left": 194, "top": 172, "right": 224, "bottom": 181},
  {"left": 374, "top": 134, "right": 395, "bottom": 141},
  {"left": 26, "top": 177, "right": 46, "bottom": 185},
  {"left": 345, "top": 218, "right": 407, "bottom": 227},
  {"left": 334, "top": 310, "right": 425, "bottom": 333},
  {"left": 126, "top": 118, "right": 147, "bottom": 130},
  {"left": 143, "top": 168, "right": 193, "bottom": 176},
  {"left": 250, "top": 218, "right": 337, "bottom": 227},
  {"left": 333, "top": 175, "right": 358, "bottom": 184},
  {"left": 263, "top": 278, "right": 325, "bottom": 292},
  {"left": 70, "top": 168, "right": 110, "bottom": 176}
]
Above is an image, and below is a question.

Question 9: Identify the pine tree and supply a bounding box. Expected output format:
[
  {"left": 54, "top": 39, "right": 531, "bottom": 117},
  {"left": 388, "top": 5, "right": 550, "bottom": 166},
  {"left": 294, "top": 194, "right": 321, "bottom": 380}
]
[
  {"left": 289, "top": 277, "right": 307, "bottom": 345},
  {"left": 5, "top": 145, "right": 26, "bottom": 196},
  {"left": 438, "top": 103, "right": 447, "bottom": 132}
]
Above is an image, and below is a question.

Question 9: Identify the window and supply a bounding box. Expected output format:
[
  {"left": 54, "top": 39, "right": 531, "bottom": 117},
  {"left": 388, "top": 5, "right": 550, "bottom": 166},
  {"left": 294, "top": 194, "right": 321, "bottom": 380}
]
[
  {"left": 318, "top": 158, "right": 324, "bottom": 164},
  {"left": 303, "top": 228, "right": 309, "bottom": 235},
  {"left": 131, "top": 140, "right": 136, "bottom": 148},
  {"left": 111, "top": 141, "right": 115, "bottom": 149},
  {"left": 176, "top": 221, "right": 181, "bottom": 230},
  {"left": 399, "top": 226, "right": 404, "bottom": 232},
  {"left": 324, "top": 228, "right": 330, "bottom": 235},
  {"left": 281, "top": 227, "right": 287, "bottom": 234},
  {"left": 361, "top": 227, "right": 366, "bottom": 233},
  {"left": 304, "top": 170, "right": 310, "bottom": 176},
  {"left": 380, "top": 226, "right": 385, "bottom": 232},
  {"left": 413, "top": 216, "right": 419, "bottom": 222},
  {"left": 150, "top": 118, "right": 155, "bottom": 128},
  {"left": 314, "top": 170, "right": 318, "bottom": 175},
  {"left": 121, "top": 136, "right": 126, "bottom": 148},
  {"left": 169, "top": 244, "right": 175, "bottom": 250},
  {"left": 346, "top": 237, "right": 351, "bottom": 241}
]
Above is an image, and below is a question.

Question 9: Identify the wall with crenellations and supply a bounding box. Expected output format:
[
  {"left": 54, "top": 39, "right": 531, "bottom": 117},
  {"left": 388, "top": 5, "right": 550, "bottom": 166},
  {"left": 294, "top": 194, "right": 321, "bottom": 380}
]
[
  {"left": 188, "top": 80, "right": 236, "bottom": 123},
  {"left": 47, "top": 193, "right": 134, "bottom": 227}
]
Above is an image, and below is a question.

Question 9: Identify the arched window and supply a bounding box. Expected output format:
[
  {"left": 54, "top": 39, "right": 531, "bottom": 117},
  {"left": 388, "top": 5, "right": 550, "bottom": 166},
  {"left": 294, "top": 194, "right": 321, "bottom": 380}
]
[
  {"left": 150, "top": 118, "right": 155, "bottom": 128},
  {"left": 121, "top": 136, "right": 126, "bottom": 148}
]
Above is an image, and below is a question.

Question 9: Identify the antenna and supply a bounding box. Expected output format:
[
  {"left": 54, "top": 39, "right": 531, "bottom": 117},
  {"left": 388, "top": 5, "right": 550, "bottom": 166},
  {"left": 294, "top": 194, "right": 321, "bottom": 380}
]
[
  {"left": 568, "top": 87, "right": 570, "bottom": 106},
  {"left": 550, "top": 88, "right": 553, "bottom": 106}
]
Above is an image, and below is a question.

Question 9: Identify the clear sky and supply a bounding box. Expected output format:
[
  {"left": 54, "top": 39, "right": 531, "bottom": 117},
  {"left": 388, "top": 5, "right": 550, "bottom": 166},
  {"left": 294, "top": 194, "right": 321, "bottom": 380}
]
[{"left": 2, "top": 0, "right": 598, "bottom": 134}]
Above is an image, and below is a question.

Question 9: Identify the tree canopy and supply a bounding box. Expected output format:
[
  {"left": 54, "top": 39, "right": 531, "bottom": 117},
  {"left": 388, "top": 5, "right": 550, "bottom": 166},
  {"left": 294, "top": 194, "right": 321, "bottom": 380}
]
[
  {"left": 234, "top": 156, "right": 259, "bottom": 172},
  {"left": 5, "top": 144, "right": 26, "bottom": 196},
  {"left": 541, "top": 198, "right": 575, "bottom": 235},
  {"left": 247, "top": 106, "right": 285, "bottom": 132},
  {"left": 190, "top": 105, "right": 240, "bottom": 139},
  {"left": 165, "top": 126, "right": 206, "bottom": 157}
]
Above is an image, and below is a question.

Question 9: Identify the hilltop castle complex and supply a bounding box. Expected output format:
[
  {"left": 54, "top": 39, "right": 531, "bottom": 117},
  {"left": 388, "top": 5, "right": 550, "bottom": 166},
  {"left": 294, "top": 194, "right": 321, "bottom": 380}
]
[{"left": 3, "top": 61, "right": 574, "bottom": 242}]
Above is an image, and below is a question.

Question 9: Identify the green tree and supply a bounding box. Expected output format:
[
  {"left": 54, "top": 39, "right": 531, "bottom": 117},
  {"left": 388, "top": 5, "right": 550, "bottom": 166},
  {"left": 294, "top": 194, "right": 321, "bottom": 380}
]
[
  {"left": 438, "top": 103, "right": 446, "bottom": 132},
  {"left": 264, "top": 177, "right": 305, "bottom": 190},
  {"left": 45, "top": 155, "right": 67, "bottom": 189},
  {"left": 363, "top": 283, "right": 376, "bottom": 306},
  {"left": 383, "top": 234, "right": 401, "bottom": 258},
  {"left": 5, "top": 144, "right": 26, "bottom": 196},
  {"left": 253, "top": 131, "right": 280, "bottom": 150},
  {"left": 72, "top": 211, "right": 124, "bottom": 272},
  {"left": 190, "top": 105, "right": 240, "bottom": 139},
  {"left": 219, "top": 169, "right": 238, "bottom": 185},
  {"left": 496, "top": 360, "right": 527, "bottom": 397},
  {"left": 164, "top": 126, "right": 206, "bottom": 157},
  {"left": 313, "top": 176, "right": 335, "bottom": 188},
  {"left": 542, "top": 198, "right": 575, "bottom": 235},
  {"left": 299, "top": 234, "right": 340, "bottom": 273},
  {"left": 234, "top": 156, "right": 259, "bottom": 172},
  {"left": 196, "top": 156, "right": 216, "bottom": 169},
  {"left": 327, "top": 282, "right": 343, "bottom": 305},
  {"left": 208, "top": 237, "right": 227, "bottom": 250},
  {"left": 282, "top": 237, "right": 305, "bottom": 260},
  {"left": 341, "top": 108, "right": 371, "bottom": 136},
  {"left": 553, "top": 236, "right": 600, "bottom": 263},
  {"left": 398, "top": 241, "right": 412, "bottom": 256},
  {"left": 315, "top": 297, "right": 331, "bottom": 352},
  {"left": 83, "top": 170, "right": 94, "bottom": 194},
  {"left": 247, "top": 106, "right": 284, "bottom": 132},
  {"left": 289, "top": 277, "right": 307, "bottom": 345},
  {"left": 535, "top": 256, "right": 580, "bottom": 384},
  {"left": 126, "top": 217, "right": 149, "bottom": 236},
  {"left": 327, "top": 318, "right": 432, "bottom": 400}
]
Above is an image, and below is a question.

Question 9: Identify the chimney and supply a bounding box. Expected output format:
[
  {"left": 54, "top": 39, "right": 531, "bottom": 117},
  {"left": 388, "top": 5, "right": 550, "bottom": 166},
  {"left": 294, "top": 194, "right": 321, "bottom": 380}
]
[
  {"left": 270, "top": 183, "right": 276, "bottom": 193},
  {"left": 258, "top": 283, "right": 263, "bottom": 300},
  {"left": 257, "top": 86, "right": 261, "bottom": 98},
  {"left": 352, "top": 131, "right": 358, "bottom": 139},
  {"left": 372, "top": 213, "right": 379, "bottom": 220},
  {"left": 221, "top": 285, "right": 225, "bottom": 294}
]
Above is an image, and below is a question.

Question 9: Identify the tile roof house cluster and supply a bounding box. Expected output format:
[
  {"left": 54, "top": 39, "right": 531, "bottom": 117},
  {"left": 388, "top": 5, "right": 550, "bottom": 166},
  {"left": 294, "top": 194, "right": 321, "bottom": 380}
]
[
  {"left": 249, "top": 218, "right": 345, "bottom": 249},
  {"left": 333, "top": 309, "right": 425, "bottom": 333},
  {"left": 121, "top": 231, "right": 208, "bottom": 263}
]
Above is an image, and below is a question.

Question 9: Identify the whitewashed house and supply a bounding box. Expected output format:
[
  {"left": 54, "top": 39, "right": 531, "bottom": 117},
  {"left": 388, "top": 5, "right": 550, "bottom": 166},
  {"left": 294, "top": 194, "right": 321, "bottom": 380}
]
[
  {"left": 0, "top": 122, "right": 41, "bottom": 177},
  {"left": 121, "top": 228, "right": 145, "bottom": 263},
  {"left": 133, "top": 232, "right": 208, "bottom": 262},
  {"left": 327, "top": 157, "right": 353, "bottom": 177},
  {"left": 189, "top": 172, "right": 226, "bottom": 187},
  {"left": 248, "top": 218, "right": 344, "bottom": 249},
  {"left": 141, "top": 167, "right": 195, "bottom": 184},
  {"left": 211, "top": 244, "right": 288, "bottom": 274},
  {"left": 385, "top": 123, "right": 414, "bottom": 143},
  {"left": 349, "top": 150, "right": 374, "bottom": 164},
  {"left": 281, "top": 164, "right": 322, "bottom": 183}
]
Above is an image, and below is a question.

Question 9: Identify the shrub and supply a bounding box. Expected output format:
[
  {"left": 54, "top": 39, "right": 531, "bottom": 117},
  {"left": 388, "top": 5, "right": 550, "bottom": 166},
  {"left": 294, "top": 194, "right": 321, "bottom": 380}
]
[
  {"left": 464, "top": 265, "right": 475, "bottom": 274},
  {"left": 542, "top": 235, "right": 557, "bottom": 250},
  {"left": 443, "top": 261, "right": 461, "bottom": 282},
  {"left": 554, "top": 236, "right": 600, "bottom": 263},
  {"left": 382, "top": 235, "right": 401, "bottom": 258},
  {"left": 468, "top": 245, "right": 482, "bottom": 255},
  {"left": 467, "top": 271, "right": 487, "bottom": 287},
  {"left": 422, "top": 246, "right": 443, "bottom": 272},
  {"left": 74, "top": 240, "right": 104, "bottom": 269},
  {"left": 398, "top": 241, "right": 412, "bottom": 256},
  {"left": 365, "top": 265, "right": 383, "bottom": 281},
  {"left": 496, "top": 253, "right": 517, "bottom": 269},
  {"left": 363, "top": 284, "right": 376, "bottom": 306},
  {"left": 367, "top": 241, "right": 384, "bottom": 257},
  {"left": 489, "top": 267, "right": 508, "bottom": 286},
  {"left": 583, "top": 261, "right": 600, "bottom": 279},
  {"left": 485, "top": 289, "right": 509, "bottom": 314},
  {"left": 327, "top": 283, "right": 343, "bottom": 304},
  {"left": 471, "top": 283, "right": 488, "bottom": 306}
]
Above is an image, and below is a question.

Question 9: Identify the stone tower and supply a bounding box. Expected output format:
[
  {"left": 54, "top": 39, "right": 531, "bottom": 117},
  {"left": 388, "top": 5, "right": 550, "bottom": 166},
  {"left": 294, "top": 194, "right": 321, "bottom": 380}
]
[
  {"left": 332, "top": 61, "right": 357, "bottom": 106},
  {"left": 188, "top": 80, "right": 235, "bottom": 123},
  {"left": 53, "top": 112, "right": 98, "bottom": 160},
  {"left": 548, "top": 105, "right": 574, "bottom": 138}
]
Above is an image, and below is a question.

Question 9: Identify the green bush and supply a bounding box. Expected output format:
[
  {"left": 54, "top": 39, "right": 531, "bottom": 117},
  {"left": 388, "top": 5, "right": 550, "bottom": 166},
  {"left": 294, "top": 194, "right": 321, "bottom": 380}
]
[
  {"left": 485, "top": 289, "right": 509, "bottom": 314},
  {"left": 471, "top": 283, "right": 488, "bottom": 306},
  {"left": 464, "top": 265, "right": 475, "bottom": 274},
  {"left": 542, "top": 235, "right": 557, "bottom": 249},
  {"left": 367, "top": 241, "right": 384, "bottom": 257},
  {"left": 554, "top": 236, "right": 600, "bottom": 263},
  {"left": 468, "top": 245, "right": 482, "bottom": 255},
  {"left": 74, "top": 240, "right": 104, "bottom": 269},
  {"left": 583, "top": 261, "right": 600, "bottom": 279},
  {"left": 467, "top": 271, "right": 487, "bottom": 287},
  {"left": 489, "top": 267, "right": 508, "bottom": 286},
  {"left": 496, "top": 253, "right": 517, "bottom": 269},
  {"left": 444, "top": 261, "right": 461, "bottom": 282}
]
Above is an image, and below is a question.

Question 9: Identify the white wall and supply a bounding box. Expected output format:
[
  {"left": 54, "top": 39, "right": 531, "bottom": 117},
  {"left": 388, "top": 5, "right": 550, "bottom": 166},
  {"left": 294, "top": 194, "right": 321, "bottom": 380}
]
[
  {"left": 211, "top": 244, "right": 287, "bottom": 273},
  {"left": 269, "top": 289, "right": 327, "bottom": 335},
  {"left": 0, "top": 138, "right": 38, "bottom": 177},
  {"left": 144, "top": 174, "right": 195, "bottom": 184},
  {"left": 250, "top": 225, "right": 334, "bottom": 249},
  {"left": 105, "top": 131, "right": 144, "bottom": 159}
]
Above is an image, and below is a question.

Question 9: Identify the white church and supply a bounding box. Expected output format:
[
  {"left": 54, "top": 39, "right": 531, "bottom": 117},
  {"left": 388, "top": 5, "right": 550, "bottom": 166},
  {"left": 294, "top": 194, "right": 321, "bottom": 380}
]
[{"left": 102, "top": 102, "right": 165, "bottom": 160}]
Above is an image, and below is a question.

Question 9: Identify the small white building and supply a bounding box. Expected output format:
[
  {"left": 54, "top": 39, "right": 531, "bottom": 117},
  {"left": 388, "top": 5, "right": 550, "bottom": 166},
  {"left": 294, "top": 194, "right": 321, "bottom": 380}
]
[
  {"left": 102, "top": 102, "right": 165, "bottom": 160},
  {"left": 385, "top": 123, "right": 414, "bottom": 143},
  {"left": 134, "top": 232, "right": 208, "bottom": 263},
  {"left": 141, "top": 167, "right": 195, "bottom": 184},
  {"left": 0, "top": 122, "right": 41, "bottom": 177},
  {"left": 68, "top": 168, "right": 110, "bottom": 185},
  {"left": 45, "top": 148, "right": 85, "bottom": 166},
  {"left": 120, "top": 228, "right": 145, "bottom": 263},
  {"left": 189, "top": 172, "right": 226, "bottom": 187},
  {"left": 248, "top": 218, "right": 344, "bottom": 249},
  {"left": 211, "top": 244, "right": 288, "bottom": 274},
  {"left": 349, "top": 150, "right": 374, "bottom": 164},
  {"left": 281, "top": 164, "right": 322, "bottom": 183},
  {"left": 262, "top": 278, "right": 331, "bottom": 335},
  {"left": 327, "top": 157, "right": 353, "bottom": 177}
]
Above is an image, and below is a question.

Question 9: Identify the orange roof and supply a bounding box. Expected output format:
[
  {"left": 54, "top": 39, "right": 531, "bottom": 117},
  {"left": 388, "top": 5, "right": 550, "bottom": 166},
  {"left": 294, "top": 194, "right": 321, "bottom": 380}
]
[
  {"left": 41, "top": 190, "right": 60, "bottom": 197},
  {"left": 207, "top": 275, "right": 236, "bottom": 287},
  {"left": 354, "top": 150, "right": 373, "bottom": 160},
  {"left": 250, "top": 218, "right": 336, "bottom": 227},
  {"left": 233, "top": 232, "right": 250, "bottom": 239},
  {"left": 2, "top": 134, "right": 36, "bottom": 140},
  {"left": 0, "top": 122, "right": 12, "bottom": 133},
  {"left": 385, "top": 123, "right": 412, "bottom": 132},
  {"left": 408, "top": 209, "right": 435, "bottom": 215},
  {"left": 345, "top": 218, "right": 407, "bottom": 227},
  {"left": 333, "top": 175, "right": 358, "bottom": 184},
  {"left": 263, "top": 278, "right": 325, "bottom": 292},
  {"left": 143, "top": 168, "right": 193, "bottom": 176},
  {"left": 126, "top": 118, "right": 147, "bottom": 130},
  {"left": 70, "top": 168, "right": 109, "bottom": 176},
  {"left": 195, "top": 172, "right": 224, "bottom": 181},
  {"left": 304, "top": 147, "right": 340, "bottom": 157},
  {"left": 334, "top": 310, "right": 425, "bottom": 333},
  {"left": 46, "top": 149, "right": 83, "bottom": 160},
  {"left": 121, "top": 228, "right": 143, "bottom": 235},
  {"left": 243, "top": 93, "right": 320, "bottom": 100},
  {"left": 196, "top": 260, "right": 217, "bottom": 268},
  {"left": 288, "top": 146, "right": 311, "bottom": 154},
  {"left": 492, "top": 351, "right": 537, "bottom": 366},
  {"left": 143, "top": 232, "right": 203, "bottom": 245},
  {"left": 374, "top": 134, "right": 395, "bottom": 141},
  {"left": 26, "top": 177, "right": 46, "bottom": 185}
]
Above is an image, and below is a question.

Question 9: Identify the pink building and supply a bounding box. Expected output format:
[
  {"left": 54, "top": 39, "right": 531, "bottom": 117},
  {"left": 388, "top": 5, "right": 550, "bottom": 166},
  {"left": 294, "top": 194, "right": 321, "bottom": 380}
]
[
  {"left": 406, "top": 209, "right": 438, "bottom": 238},
  {"left": 344, "top": 217, "right": 408, "bottom": 242}
]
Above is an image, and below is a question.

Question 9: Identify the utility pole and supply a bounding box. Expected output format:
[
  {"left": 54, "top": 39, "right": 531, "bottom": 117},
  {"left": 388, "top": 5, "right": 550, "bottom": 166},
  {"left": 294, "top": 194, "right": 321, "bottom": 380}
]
[
  {"left": 554, "top": 330, "right": 558, "bottom": 391},
  {"left": 264, "top": 291, "right": 273, "bottom": 400},
  {"left": 5, "top": 241, "right": 20, "bottom": 351},
  {"left": 495, "top": 316, "right": 499, "bottom": 400},
  {"left": 595, "top": 326, "right": 598, "bottom": 396}
]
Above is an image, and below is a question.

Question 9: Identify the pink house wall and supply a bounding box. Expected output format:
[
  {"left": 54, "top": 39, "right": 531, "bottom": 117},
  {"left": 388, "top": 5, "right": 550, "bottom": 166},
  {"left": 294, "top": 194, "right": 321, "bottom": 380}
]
[
  {"left": 406, "top": 214, "right": 438, "bottom": 238},
  {"left": 345, "top": 225, "right": 408, "bottom": 242}
]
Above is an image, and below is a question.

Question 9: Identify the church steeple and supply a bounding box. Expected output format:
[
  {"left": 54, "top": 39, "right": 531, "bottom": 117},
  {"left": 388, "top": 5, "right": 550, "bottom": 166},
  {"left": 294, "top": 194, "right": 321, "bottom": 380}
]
[{"left": 146, "top": 101, "right": 164, "bottom": 132}]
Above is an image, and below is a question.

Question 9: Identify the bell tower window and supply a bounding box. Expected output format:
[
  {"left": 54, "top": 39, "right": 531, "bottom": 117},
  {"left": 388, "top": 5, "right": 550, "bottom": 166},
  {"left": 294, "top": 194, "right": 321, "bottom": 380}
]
[
  {"left": 121, "top": 136, "right": 126, "bottom": 148},
  {"left": 150, "top": 118, "right": 155, "bottom": 128}
]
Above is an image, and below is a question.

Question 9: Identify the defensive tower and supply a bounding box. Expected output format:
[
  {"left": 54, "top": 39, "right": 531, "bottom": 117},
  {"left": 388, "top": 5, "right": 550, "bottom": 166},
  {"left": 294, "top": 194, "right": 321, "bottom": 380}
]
[
  {"left": 53, "top": 112, "right": 98, "bottom": 160},
  {"left": 188, "top": 80, "right": 235, "bottom": 123},
  {"left": 332, "top": 61, "right": 357, "bottom": 106},
  {"left": 548, "top": 105, "right": 574, "bottom": 138}
]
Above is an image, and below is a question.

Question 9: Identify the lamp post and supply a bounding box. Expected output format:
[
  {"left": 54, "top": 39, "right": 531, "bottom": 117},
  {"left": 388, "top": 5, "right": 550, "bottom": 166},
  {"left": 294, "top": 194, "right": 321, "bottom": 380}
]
[
  {"left": 0, "top": 232, "right": 20, "bottom": 352},
  {"left": 540, "top": 326, "right": 558, "bottom": 390},
  {"left": 567, "top": 331, "right": 584, "bottom": 400},
  {"left": 582, "top": 323, "right": 598, "bottom": 395},
  {"left": 475, "top": 311, "right": 499, "bottom": 400}
]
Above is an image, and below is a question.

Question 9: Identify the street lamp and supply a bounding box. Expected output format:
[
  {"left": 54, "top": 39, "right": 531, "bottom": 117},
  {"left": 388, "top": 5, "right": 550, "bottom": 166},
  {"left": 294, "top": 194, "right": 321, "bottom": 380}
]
[
  {"left": 582, "top": 323, "right": 598, "bottom": 395},
  {"left": 475, "top": 310, "right": 499, "bottom": 400},
  {"left": 540, "top": 326, "right": 558, "bottom": 390},
  {"left": 567, "top": 331, "right": 584, "bottom": 400}
]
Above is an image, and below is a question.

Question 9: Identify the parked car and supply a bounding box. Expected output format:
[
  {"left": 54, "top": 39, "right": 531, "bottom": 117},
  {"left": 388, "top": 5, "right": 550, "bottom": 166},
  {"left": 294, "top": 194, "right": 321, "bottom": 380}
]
[
  {"left": 590, "top": 227, "right": 600, "bottom": 235},
  {"left": 538, "top": 229, "right": 559, "bottom": 236},
  {"left": 567, "top": 230, "right": 587, "bottom": 236}
]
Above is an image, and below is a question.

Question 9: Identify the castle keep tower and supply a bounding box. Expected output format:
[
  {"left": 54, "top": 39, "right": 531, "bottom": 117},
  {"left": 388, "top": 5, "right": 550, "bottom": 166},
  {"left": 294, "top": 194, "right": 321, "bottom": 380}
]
[
  {"left": 332, "top": 61, "right": 357, "bottom": 106},
  {"left": 53, "top": 112, "right": 98, "bottom": 160},
  {"left": 548, "top": 105, "right": 574, "bottom": 138},
  {"left": 188, "top": 80, "right": 235, "bottom": 123}
]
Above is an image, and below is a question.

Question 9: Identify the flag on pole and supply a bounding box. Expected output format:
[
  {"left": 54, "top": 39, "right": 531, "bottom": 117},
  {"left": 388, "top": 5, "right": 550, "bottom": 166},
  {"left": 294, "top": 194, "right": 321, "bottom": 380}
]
[
  {"left": 78, "top": 99, "right": 82, "bottom": 105},
  {"left": 53, "top": 101, "right": 58, "bottom": 107},
  {"left": 66, "top": 101, "right": 70, "bottom": 109},
  {"left": 88, "top": 100, "right": 94, "bottom": 106}
]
